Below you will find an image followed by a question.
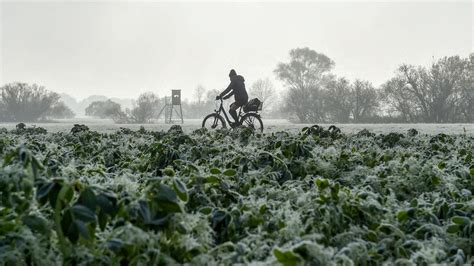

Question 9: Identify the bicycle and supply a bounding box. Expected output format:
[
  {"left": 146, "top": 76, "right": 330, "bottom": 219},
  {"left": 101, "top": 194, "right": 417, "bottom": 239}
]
[{"left": 202, "top": 98, "right": 264, "bottom": 132}]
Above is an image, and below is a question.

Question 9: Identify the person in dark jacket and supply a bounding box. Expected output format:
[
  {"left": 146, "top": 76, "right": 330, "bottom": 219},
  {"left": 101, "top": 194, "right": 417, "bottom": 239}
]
[{"left": 216, "top": 69, "right": 249, "bottom": 126}]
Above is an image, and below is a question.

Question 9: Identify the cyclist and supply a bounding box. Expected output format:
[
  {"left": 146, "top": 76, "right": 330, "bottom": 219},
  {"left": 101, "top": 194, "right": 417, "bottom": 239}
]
[{"left": 216, "top": 69, "right": 248, "bottom": 126}]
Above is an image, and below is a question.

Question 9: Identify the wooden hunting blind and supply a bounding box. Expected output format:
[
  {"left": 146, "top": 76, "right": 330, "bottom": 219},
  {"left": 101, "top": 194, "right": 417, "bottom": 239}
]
[
  {"left": 157, "top": 90, "right": 184, "bottom": 124},
  {"left": 172, "top": 90, "right": 181, "bottom": 105}
]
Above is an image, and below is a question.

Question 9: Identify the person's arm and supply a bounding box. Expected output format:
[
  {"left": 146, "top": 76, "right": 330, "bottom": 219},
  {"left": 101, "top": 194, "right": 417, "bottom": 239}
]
[
  {"left": 222, "top": 91, "right": 234, "bottom": 99},
  {"left": 219, "top": 81, "right": 234, "bottom": 99}
]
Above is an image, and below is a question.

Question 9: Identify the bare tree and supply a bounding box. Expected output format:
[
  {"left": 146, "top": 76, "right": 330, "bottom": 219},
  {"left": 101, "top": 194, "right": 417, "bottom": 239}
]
[
  {"left": 456, "top": 53, "right": 474, "bottom": 122},
  {"left": 427, "top": 55, "right": 472, "bottom": 122},
  {"left": 383, "top": 55, "right": 472, "bottom": 122},
  {"left": 249, "top": 78, "right": 276, "bottom": 110},
  {"left": 0, "top": 82, "right": 61, "bottom": 122},
  {"left": 275, "top": 47, "right": 335, "bottom": 123},
  {"left": 45, "top": 102, "right": 75, "bottom": 119},
  {"left": 324, "top": 78, "right": 379, "bottom": 123},
  {"left": 382, "top": 78, "right": 420, "bottom": 122},
  {"left": 194, "top": 85, "right": 206, "bottom": 105},
  {"left": 85, "top": 100, "right": 122, "bottom": 119},
  {"left": 324, "top": 77, "right": 352, "bottom": 123},
  {"left": 130, "top": 92, "right": 160, "bottom": 123},
  {"left": 350, "top": 80, "right": 379, "bottom": 122}
]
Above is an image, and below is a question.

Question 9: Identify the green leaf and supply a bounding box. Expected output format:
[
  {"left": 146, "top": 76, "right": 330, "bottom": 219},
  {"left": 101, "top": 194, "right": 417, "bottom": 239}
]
[
  {"left": 205, "top": 176, "right": 220, "bottom": 184},
  {"left": 223, "top": 169, "right": 237, "bottom": 177},
  {"left": 30, "top": 156, "right": 43, "bottom": 179},
  {"left": 148, "top": 215, "right": 169, "bottom": 226},
  {"left": 61, "top": 209, "right": 73, "bottom": 238},
  {"left": 96, "top": 193, "right": 113, "bottom": 214},
  {"left": 106, "top": 239, "right": 124, "bottom": 252},
  {"left": 48, "top": 183, "right": 62, "bottom": 209},
  {"left": 152, "top": 184, "right": 183, "bottom": 213},
  {"left": 98, "top": 210, "right": 108, "bottom": 231},
  {"left": 3, "top": 149, "right": 16, "bottom": 166},
  {"left": 163, "top": 168, "right": 175, "bottom": 177},
  {"left": 173, "top": 179, "right": 188, "bottom": 202},
  {"left": 0, "top": 221, "right": 17, "bottom": 234},
  {"left": 78, "top": 188, "right": 97, "bottom": 211},
  {"left": 316, "top": 178, "right": 329, "bottom": 190},
  {"left": 273, "top": 248, "right": 302, "bottom": 266},
  {"left": 438, "top": 161, "right": 446, "bottom": 170},
  {"left": 22, "top": 215, "right": 48, "bottom": 234},
  {"left": 212, "top": 209, "right": 227, "bottom": 222},
  {"left": 452, "top": 216, "right": 470, "bottom": 225},
  {"left": 367, "top": 230, "right": 377, "bottom": 242},
  {"left": 331, "top": 182, "right": 340, "bottom": 199},
  {"left": 198, "top": 206, "right": 213, "bottom": 215},
  {"left": 66, "top": 220, "right": 79, "bottom": 244},
  {"left": 36, "top": 182, "right": 54, "bottom": 203},
  {"left": 74, "top": 220, "right": 90, "bottom": 240},
  {"left": 275, "top": 141, "right": 282, "bottom": 148},
  {"left": 397, "top": 211, "right": 409, "bottom": 222},
  {"left": 156, "top": 184, "right": 178, "bottom": 201},
  {"left": 210, "top": 168, "right": 221, "bottom": 174},
  {"left": 447, "top": 224, "right": 460, "bottom": 233},
  {"left": 431, "top": 175, "right": 441, "bottom": 186},
  {"left": 58, "top": 184, "right": 74, "bottom": 206},
  {"left": 377, "top": 224, "right": 404, "bottom": 237},
  {"left": 188, "top": 163, "right": 199, "bottom": 172},
  {"left": 407, "top": 208, "right": 416, "bottom": 217},
  {"left": 139, "top": 200, "right": 152, "bottom": 223},
  {"left": 71, "top": 204, "right": 96, "bottom": 222}
]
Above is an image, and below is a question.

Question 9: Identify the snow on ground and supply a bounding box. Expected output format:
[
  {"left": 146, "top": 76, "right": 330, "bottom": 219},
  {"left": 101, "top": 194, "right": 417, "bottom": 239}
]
[{"left": 1, "top": 118, "right": 473, "bottom": 135}]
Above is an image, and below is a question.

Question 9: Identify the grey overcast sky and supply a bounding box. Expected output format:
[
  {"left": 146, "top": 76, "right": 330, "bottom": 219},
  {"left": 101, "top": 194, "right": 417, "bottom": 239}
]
[{"left": 1, "top": 1, "right": 472, "bottom": 101}]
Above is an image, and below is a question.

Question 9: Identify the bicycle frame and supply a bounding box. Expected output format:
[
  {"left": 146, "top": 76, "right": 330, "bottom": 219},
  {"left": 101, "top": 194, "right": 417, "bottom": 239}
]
[
  {"left": 204, "top": 98, "right": 263, "bottom": 131},
  {"left": 214, "top": 99, "right": 243, "bottom": 125}
]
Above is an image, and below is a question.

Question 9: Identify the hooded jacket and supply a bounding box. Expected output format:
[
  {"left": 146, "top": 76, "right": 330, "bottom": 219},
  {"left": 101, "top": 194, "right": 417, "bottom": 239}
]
[{"left": 220, "top": 75, "right": 249, "bottom": 105}]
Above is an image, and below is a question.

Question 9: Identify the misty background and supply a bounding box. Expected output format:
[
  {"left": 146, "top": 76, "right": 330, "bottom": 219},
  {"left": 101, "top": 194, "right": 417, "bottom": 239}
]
[{"left": 0, "top": 1, "right": 472, "bottom": 123}]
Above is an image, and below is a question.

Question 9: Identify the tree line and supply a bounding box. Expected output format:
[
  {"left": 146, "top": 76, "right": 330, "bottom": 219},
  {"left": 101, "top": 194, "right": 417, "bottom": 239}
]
[
  {"left": 1, "top": 49, "right": 471, "bottom": 123},
  {"left": 0, "top": 83, "right": 74, "bottom": 122},
  {"left": 275, "top": 48, "right": 472, "bottom": 123},
  {"left": 83, "top": 81, "right": 278, "bottom": 123},
  {"left": 0, "top": 78, "right": 278, "bottom": 123}
]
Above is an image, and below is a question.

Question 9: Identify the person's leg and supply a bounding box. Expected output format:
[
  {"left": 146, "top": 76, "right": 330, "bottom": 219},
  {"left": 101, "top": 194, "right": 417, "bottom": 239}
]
[{"left": 229, "top": 103, "right": 239, "bottom": 124}]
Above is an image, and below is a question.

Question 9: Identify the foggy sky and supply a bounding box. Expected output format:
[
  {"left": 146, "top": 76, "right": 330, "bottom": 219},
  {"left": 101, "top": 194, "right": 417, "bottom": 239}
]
[{"left": 1, "top": 1, "right": 472, "bottom": 101}]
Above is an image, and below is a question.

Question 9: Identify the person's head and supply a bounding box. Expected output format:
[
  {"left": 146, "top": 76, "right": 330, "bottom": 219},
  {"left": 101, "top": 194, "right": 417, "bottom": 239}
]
[{"left": 229, "top": 69, "right": 237, "bottom": 80}]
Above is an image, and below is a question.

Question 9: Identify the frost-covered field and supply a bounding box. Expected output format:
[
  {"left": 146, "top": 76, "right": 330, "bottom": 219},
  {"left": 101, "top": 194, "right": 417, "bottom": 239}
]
[
  {"left": 1, "top": 118, "right": 473, "bottom": 135},
  {"left": 1, "top": 124, "right": 472, "bottom": 265}
]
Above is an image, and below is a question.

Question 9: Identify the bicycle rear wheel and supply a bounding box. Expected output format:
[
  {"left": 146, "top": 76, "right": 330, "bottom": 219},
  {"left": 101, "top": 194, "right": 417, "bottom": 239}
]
[
  {"left": 240, "top": 113, "right": 263, "bottom": 133},
  {"left": 202, "top": 113, "right": 226, "bottom": 130}
]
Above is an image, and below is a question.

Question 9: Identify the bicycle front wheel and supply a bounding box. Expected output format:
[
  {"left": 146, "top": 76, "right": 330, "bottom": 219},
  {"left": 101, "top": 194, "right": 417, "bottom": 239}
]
[
  {"left": 240, "top": 113, "right": 263, "bottom": 133},
  {"left": 202, "top": 113, "right": 226, "bottom": 130}
]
